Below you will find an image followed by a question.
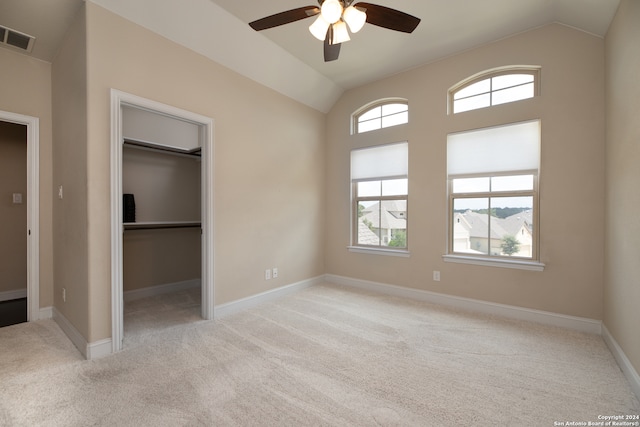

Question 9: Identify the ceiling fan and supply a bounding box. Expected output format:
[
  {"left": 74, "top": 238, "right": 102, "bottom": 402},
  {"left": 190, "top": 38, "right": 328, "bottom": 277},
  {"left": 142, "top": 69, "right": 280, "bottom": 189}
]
[{"left": 248, "top": 0, "right": 421, "bottom": 62}]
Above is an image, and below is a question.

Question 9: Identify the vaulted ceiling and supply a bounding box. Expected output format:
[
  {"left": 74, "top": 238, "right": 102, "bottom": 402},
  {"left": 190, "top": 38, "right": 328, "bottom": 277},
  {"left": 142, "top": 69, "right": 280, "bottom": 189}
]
[{"left": 1, "top": 0, "right": 620, "bottom": 112}]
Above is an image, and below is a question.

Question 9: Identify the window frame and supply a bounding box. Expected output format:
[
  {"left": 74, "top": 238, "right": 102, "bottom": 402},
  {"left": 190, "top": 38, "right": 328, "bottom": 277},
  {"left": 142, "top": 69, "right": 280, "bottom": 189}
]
[
  {"left": 352, "top": 98, "right": 409, "bottom": 135},
  {"left": 444, "top": 119, "right": 544, "bottom": 271},
  {"left": 349, "top": 142, "right": 409, "bottom": 256},
  {"left": 352, "top": 177, "right": 409, "bottom": 250},
  {"left": 448, "top": 66, "right": 541, "bottom": 115},
  {"left": 447, "top": 170, "right": 539, "bottom": 261}
]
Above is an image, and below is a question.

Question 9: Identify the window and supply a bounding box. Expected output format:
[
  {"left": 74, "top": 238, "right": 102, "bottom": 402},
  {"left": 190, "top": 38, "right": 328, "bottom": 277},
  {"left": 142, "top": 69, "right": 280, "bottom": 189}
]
[
  {"left": 449, "top": 67, "right": 540, "bottom": 114},
  {"left": 351, "top": 142, "right": 408, "bottom": 251},
  {"left": 447, "top": 121, "right": 540, "bottom": 262},
  {"left": 353, "top": 100, "right": 408, "bottom": 134}
]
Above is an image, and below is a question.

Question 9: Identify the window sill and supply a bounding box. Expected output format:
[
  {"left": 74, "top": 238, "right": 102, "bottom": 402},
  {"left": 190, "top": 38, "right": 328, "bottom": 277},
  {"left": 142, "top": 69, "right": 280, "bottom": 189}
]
[
  {"left": 348, "top": 246, "right": 410, "bottom": 258},
  {"left": 442, "top": 254, "right": 545, "bottom": 271}
]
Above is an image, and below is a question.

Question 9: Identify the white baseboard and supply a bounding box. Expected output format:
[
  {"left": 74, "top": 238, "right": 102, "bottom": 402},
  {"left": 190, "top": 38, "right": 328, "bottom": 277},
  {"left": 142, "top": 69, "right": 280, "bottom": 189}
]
[
  {"left": 602, "top": 325, "right": 640, "bottom": 401},
  {"left": 0, "top": 288, "right": 27, "bottom": 302},
  {"left": 325, "top": 274, "right": 602, "bottom": 335},
  {"left": 53, "top": 307, "right": 112, "bottom": 360},
  {"left": 215, "top": 275, "right": 325, "bottom": 318},
  {"left": 124, "top": 279, "right": 201, "bottom": 302},
  {"left": 39, "top": 306, "right": 53, "bottom": 319},
  {"left": 53, "top": 307, "right": 88, "bottom": 358},
  {"left": 87, "top": 338, "right": 113, "bottom": 360}
]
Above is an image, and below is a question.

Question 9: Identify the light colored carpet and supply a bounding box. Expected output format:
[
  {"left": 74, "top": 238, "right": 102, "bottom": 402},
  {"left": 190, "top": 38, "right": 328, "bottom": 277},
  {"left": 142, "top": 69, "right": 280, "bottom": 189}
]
[
  {"left": 0, "top": 283, "right": 638, "bottom": 426},
  {"left": 123, "top": 285, "right": 202, "bottom": 348}
]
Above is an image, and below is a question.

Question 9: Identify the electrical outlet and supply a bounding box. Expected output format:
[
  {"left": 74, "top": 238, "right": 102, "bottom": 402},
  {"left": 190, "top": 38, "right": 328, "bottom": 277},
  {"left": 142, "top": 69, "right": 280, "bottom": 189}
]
[
  {"left": 58, "top": 185, "right": 63, "bottom": 199},
  {"left": 433, "top": 271, "right": 441, "bottom": 282},
  {"left": 62, "top": 288, "right": 66, "bottom": 302},
  {"left": 272, "top": 268, "right": 278, "bottom": 279},
  {"left": 265, "top": 269, "right": 271, "bottom": 280}
]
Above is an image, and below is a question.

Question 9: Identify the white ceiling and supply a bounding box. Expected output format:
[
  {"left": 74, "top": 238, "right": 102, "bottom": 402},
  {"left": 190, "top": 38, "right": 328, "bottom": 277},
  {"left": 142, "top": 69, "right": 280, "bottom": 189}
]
[
  {"left": 0, "top": 0, "right": 620, "bottom": 112},
  {"left": 214, "top": 0, "right": 619, "bottom": 88}
]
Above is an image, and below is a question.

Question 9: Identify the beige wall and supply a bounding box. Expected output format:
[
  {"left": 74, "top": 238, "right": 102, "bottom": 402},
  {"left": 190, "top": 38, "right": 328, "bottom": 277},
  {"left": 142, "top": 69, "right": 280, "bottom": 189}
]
[
  {"left": 51, "top": 4, "right": 89, "bottom": 338},
  {"left": 326, "top": 24, "right": 606, "bottom": 320},
  {"left": 604, "top": 0, "right": 640, "bottom": 381},
  {"left": 122, "top": 147, "right": 201, "bottom": 223},
  {"left": 3, "top": 2, "right": 620, "bottom": 354},
  {"left": 0, "top": 48, "right": 54, "bottom": 308},
  {"left": 84, "top": 3, "right": 326, "bottom": 341},
  {"left": 0, "top": 122, "right": 27, "bottom": 294}
]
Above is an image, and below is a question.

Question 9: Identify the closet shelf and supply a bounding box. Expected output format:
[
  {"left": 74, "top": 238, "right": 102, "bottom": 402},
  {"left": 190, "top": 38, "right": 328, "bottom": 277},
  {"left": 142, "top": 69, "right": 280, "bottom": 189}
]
[
  {"left": 124, "top": 221, "right": 201, "bottom": 231},
  {"left": 123, "top": 138, "right": 201, "bottom": 157}
]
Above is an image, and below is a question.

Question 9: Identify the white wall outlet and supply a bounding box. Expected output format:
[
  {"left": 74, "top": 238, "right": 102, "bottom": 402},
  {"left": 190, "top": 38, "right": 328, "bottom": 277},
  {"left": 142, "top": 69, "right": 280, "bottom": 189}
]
[
  {"left": 433, "top": 271, "right": 441, "bottom": 281},
  {"left": 265, "top": 269, "right": 271, "bottom": 280},
  {"left": 62, "top": 288, "right": 66, "bottom": 302},
  {"left": 12, "top": 193, "right": 23, "bottom": 204},
  {"left": 58, "top": 185, "right": 63, "bottom": 199},
  {"left": 272, "top": 267, "right": 278, "bottom": 279}
]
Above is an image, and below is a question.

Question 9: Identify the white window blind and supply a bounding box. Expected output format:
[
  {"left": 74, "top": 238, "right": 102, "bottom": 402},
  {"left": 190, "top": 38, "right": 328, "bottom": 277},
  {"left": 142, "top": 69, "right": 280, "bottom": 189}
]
[
  {"left": 447, "top": 120, "right": 540, "bottom": 176},
  {"left": 351, "top": 142, "right": 408, "bottom": 180}
]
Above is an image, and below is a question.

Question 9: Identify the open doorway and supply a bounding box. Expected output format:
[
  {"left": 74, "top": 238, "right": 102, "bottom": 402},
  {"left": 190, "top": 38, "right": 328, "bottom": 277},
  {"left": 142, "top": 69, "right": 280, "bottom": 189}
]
[
  {"left": 110, "top": 90, "right": 214, "bottom": 353},
  {"left": 0, "top": 111, "right": 40, "bottom": 325},
  {"left": 0, "top": 121, "right": 27, "bottom": 327}
]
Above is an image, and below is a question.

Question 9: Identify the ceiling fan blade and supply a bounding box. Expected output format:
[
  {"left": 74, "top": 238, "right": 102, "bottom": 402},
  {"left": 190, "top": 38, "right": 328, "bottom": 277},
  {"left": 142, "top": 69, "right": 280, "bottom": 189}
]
[
  {"left": 356, "top": 2, "right": 421, "bottom": 33},
  {"left": 324, "top": 26, "right": 341, "bottom": 62},
  {"left": 249, "top": 6, "right": 320, "bottom": 31}
]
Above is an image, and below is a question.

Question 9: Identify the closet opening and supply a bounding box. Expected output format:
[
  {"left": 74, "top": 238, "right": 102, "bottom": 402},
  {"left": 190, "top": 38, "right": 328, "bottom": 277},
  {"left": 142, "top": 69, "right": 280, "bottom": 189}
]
[
  {"left": 111, "top": 90, "right": 214, "bottom": 354},
  {"left": 0, "top": 121, "right": 28, "bottom": 328},
  {"left": 0, "top": 110, "right": 39, "bottom": 326}
]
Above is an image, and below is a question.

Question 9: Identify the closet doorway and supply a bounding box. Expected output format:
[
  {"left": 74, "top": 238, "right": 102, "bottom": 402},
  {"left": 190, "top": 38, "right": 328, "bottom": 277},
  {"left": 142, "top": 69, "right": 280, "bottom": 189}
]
[
  {"left": 110, "top": 90, "right": 214, "bottom": 353},
  {"left": 0, "top": 110, "right": 39, "bottom": 325}
]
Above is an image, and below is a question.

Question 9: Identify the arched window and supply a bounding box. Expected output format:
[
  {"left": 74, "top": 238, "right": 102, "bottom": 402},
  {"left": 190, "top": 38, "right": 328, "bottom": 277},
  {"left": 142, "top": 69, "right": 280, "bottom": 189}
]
[
  {"left": 449, "top": 67, "right": 540, "bottom": 114},
  {"left": 353, "top": 99, "right": 408, "bottom": 134}
]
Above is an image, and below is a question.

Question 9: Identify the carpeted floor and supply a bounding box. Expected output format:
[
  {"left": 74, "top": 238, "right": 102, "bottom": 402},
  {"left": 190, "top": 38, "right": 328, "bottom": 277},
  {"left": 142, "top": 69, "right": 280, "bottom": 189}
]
[
  {"left": 0, "top": 283, "right": 638, "bottom": 426},
  {"left": 123, "top": 284, "right": 202, "bottom": 348}
]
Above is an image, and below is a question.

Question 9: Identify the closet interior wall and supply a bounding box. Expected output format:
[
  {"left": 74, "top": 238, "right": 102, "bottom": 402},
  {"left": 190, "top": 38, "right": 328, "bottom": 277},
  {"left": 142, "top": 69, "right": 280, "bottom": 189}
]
[{"left": 121, "top": 106, "right": 202, "bottom": 307}]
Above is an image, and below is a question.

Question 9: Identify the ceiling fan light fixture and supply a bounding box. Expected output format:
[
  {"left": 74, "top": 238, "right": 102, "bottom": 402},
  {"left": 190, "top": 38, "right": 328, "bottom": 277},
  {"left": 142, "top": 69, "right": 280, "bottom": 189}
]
[
  {"left": 321, "top": 0, "right": 343, "bottom": 24},
  {"left": 343, "top": 6, "right": 366, "bottom": 33},
  {"left": 309, "top": 15, "right": 330, "bottom": 41},
  {"left": 249, "top": 1, "right": 421, "bottom": 62},
  {"left": 331, "top": 20, "right": 351, "bottom": 45}
]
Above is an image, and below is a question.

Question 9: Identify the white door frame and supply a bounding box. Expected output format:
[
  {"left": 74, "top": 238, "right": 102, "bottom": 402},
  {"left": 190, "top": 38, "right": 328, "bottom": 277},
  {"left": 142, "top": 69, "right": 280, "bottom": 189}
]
[
  {"left": 110, "top": 89, "right": 214, "bottom": 353},
  {"left": 0, "top": 110, "right": 40, "bottom": 322}
]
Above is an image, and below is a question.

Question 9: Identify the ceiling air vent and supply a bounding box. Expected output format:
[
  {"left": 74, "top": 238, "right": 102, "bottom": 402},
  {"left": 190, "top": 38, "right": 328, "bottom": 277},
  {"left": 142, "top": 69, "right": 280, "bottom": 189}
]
[{"left": 0, "top": 25, "right": 35, "bottom": 53}]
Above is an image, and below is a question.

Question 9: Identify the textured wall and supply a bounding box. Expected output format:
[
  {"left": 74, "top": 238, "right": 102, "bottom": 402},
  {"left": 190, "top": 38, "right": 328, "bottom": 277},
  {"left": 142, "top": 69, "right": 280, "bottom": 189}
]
[
  {"left": 604, "top": 0, "right": 640, "bottom": 386},
  {"left": 0, "top": 48, "right": 54, "bottom": 309},
  {"left": 326, "top": 24, "right": 606, "bottom": 320},
  {"left": 84, "top": 3, "right": 326, "bottom": 341},
  {"left": 51, "top": 4, "right": 89, "bottom": 338}
]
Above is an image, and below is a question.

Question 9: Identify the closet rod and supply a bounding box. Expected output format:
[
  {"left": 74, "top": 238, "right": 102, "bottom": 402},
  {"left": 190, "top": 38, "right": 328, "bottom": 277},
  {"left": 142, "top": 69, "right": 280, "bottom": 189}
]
[
  {"left": 124, "top": 221, "right": 201, "bottom": 231},
  {"left": 123, "top": 138, "right": 201, "bottom": 157}
]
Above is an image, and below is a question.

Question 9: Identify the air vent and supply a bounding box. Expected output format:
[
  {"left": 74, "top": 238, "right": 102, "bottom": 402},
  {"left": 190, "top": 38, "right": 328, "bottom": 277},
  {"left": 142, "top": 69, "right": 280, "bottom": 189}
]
[{"left": 0, "top": 25, "right": 35, "bottom": 53}]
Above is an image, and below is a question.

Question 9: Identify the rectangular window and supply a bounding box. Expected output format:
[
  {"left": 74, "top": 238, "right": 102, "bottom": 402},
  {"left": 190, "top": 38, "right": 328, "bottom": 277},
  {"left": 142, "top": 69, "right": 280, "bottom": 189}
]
[
  {"left": 351, "top": 142, "right": 408, "bottom": 250},
  {"left": 447, "top": 121, "right": 540, "bottom": 260}
]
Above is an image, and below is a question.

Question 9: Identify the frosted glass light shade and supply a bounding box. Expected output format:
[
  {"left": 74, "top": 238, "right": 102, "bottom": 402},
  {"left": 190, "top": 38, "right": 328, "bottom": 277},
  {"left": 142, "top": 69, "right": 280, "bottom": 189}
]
[
  {"left": 343, "top": 6, "right": 366, "bottom": 33},
  {"left": 309, "top": 15, "right": 330, "bottom": 41},
  {"left": 331, "top": 21, "right": 350, "bottom": 44},
  {"left": 321, "top": 0, "right": 343, "bottom": 24}
]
